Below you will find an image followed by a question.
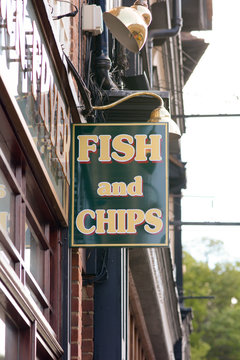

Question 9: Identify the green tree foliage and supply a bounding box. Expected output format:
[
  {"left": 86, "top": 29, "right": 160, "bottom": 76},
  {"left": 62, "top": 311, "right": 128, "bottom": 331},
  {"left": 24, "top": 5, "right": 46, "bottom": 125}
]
[{"left": 183, "top": 240, "right": 240, "bottom": 360}]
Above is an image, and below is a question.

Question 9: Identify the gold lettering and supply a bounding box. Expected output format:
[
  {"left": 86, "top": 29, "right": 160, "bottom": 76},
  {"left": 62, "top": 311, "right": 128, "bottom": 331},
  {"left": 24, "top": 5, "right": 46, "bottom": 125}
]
[
  {"left": 98, "top": 135, "right": 111, "bottom": 162},
  {"left": 0, "top": 184, "right": 6, "bottom": 198},
  {"left": 39, "top": 46, "right": 52, "bottom": 131},
  {"left": 97, "top": 177, "right": 143, "bottom": 197},
  {"left": 50, "top": 83, "right": 58, "bottom": 147},
  {"left": 97, "top": 182, "right": 112, "bottom": 196},
  {"left": 0, "top": 1, "right": 72, "bottom": 185},
  {"left": 116, "top": 210, "right": 127, "bottom": 234},
  {"left": 76, "top": 209, "right": 95, "bottom": 235},
  {"left": 134, "top": 134, "right": 162, "bottom": 162},
  {"left": 126, "top": 209, "right": 145, "bottom": 234},
  {"left": 75, "top": 208, "right": 164, "bottom": 235},
  {"left": 112, "top": 182, "right": 127, "bottom": 196},
  {"left": 144, "top": 208, "right": 163, "bottom": 234},
  {"left": 127, "top": 176, "right": 143, "bottom": 196},
  {"left": 56, "top": 95, "right": 65, "bottom": 164},
  {"left": 111, "top": 134, "right": 135, "bottom": 163},
  {"left": 95, "top": 209, "right": 117, "bottom": 234},
  {"left": 77, "top": 135, "right": 98, "bottom": 162},
  {"left": 0, "top": 212, "right": 8, "bottom": 232}
]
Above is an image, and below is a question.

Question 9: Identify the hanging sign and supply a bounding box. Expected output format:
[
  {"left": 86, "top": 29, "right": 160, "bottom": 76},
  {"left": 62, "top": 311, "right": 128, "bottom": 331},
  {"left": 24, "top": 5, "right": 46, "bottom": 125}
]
[{"left": 70, "top": 123, "right": 169, "bottom": 247}]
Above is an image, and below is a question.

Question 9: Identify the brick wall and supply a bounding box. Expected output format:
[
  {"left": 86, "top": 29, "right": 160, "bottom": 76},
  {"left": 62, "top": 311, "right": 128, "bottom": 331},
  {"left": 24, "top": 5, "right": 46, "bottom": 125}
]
[
  {"left": 71, "top": 253, "right": 95, "bottom": 360},
  {"left": 70, "top": 0, "right": 87, "bottom": 75},
  {"left": 70, "top": 2, "right": 93, "bottom": 359},
  {"left": 69, "top": 0, "right": 88, "bottom": 119},
  {"left": 71, "top": 249, "right": 83, "bottom": 359},
  {"left": 69, "top": 0, "right": 79, "bottom": 70},
  {"left": 82, "top": 284, "right": 94, "bottom": 360},
  {"left": 71, "top": 249, "right": 95, "bottom": 360}
]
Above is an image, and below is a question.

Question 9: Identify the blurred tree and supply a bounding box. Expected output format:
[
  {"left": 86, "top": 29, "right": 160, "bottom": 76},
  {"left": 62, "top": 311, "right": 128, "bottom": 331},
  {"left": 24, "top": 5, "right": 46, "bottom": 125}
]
[{"left": 183, "top": 239, "right": 240, "bottom": 360}]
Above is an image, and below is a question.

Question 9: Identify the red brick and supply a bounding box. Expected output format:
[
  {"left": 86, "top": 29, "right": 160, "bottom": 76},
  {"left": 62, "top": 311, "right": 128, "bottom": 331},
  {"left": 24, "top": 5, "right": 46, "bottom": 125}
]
[
  {"left": 82, "top": 287, "right": 87, "bottom": 299},
  {"left": 82, "top": 326, "right": 93, "bottom": 339},
  {"left": 72, "top": 282, "right": 81, "bottom": 297},
  {"left": 71, "top": 328, "right": 82, "bottom": 343},
  {"left": 72, "top": 297, "right": 82, "bottom": 313},
  {"left": 85, "top": 285, "right": 94, "bottom": 298},
  {"left": 71, "top": 343, "right": 81, "bottom": 357},
  {"left": 82, "top": 340, "right": 94, "bottom": 353},
  {"left": 82, "top": 312, "right": 93, "bottom": 326},
  {"left": 71, "top": 312, "right": 82, "bottom": 327},
  {"left": 72, "top": 249, "right": 82, "bottom": 267},
  {"left": 83, "top": 354, "right": 93, "bottom": 360},
  {"left": 72, "top": 267, "right": 82, "bottom": 281},
  {"left": 82, "top": 300, "right": 94, "bottom": 312}
]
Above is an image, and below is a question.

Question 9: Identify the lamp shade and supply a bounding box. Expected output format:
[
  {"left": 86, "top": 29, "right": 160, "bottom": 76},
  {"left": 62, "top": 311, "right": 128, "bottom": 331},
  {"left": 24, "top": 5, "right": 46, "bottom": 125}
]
[
  {"left": 103, "top": 0, "right": 152, "bottom": 53},
  {"left": 92, "top": 90, "right": 181, "bottom": 140},
  {"left": 148, "top": 106, "right": 181, "bottom": 140}
]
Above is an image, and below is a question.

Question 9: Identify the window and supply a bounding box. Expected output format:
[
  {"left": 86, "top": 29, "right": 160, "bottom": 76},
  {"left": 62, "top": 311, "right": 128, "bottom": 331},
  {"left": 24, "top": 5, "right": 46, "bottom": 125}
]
[
  {"left": 0, "top": 145, "right": 54, "bottom": 316},
  {"left": 0, "top": 169, "right": 15, "bottom": 239},
  {"left": 0, "top": 307, "right": 19, "bottom": 360},
  {"left": 0, "top": 104, "right": 63, "bottom": 358},
  {"left": 25, "top": 220, "right": 45, "bottom": 290}
]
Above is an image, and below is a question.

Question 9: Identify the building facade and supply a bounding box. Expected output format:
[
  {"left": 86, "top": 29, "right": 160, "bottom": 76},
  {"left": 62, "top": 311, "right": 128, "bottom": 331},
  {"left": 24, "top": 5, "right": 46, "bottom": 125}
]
[{"left": 0, "top": 0, "right": 211, "bottom": 359}]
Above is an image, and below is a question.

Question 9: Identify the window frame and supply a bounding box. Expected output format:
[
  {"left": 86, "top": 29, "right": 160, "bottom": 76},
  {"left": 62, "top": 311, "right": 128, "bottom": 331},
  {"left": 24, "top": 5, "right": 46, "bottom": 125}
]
[{"left": 0, "top": 103, "right": 63, "bottom": 358}]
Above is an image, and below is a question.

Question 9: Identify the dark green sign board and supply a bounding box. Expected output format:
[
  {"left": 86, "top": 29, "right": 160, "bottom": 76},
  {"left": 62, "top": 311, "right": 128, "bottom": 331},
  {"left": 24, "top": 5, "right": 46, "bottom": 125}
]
[{"left": 69, "top": 123, "right": 169, "bottom": 247}]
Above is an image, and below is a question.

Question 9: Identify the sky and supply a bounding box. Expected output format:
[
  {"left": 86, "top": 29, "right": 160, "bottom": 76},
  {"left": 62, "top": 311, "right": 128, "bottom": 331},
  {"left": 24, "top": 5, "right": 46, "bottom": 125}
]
[{"left": 180, "top": 0, "right": 240, "bottom": 265}]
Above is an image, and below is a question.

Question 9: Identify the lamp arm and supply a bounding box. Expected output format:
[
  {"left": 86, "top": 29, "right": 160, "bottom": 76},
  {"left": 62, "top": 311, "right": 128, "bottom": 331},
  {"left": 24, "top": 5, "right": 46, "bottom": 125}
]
[{"left": 92, "top": 91, "right": 163, "bottom": 110}]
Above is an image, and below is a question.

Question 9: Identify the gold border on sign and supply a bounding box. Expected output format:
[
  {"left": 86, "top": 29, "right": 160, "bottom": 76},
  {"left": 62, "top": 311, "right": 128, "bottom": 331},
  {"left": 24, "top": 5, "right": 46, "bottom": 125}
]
[{"left": 71, "top": 123, "right": 169, "bottom": 247}]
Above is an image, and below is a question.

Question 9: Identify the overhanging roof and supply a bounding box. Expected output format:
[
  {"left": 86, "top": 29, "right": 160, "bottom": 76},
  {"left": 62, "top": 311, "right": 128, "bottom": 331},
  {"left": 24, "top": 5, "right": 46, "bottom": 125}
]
[
  {"left": 182, "top": 0, "right": 213, "bottom": 31},
  {"left": 129, "top": 248, "right": 182, "bottom": 359},
  {"left": 181, "top": 32, "right": 209, "bottom": 84}
]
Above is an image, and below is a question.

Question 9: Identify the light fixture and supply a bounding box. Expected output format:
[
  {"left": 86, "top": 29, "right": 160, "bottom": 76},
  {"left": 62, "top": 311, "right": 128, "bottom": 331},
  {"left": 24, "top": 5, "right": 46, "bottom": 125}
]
[
  {"left": 148, "top": 100, "right": 181, "bottom": 140},
  {"left": 93, "top": 91, "right": 181, "bottom": 140},
  {"left": 103, "top": 0, "right": 152, "bottom": 53}
]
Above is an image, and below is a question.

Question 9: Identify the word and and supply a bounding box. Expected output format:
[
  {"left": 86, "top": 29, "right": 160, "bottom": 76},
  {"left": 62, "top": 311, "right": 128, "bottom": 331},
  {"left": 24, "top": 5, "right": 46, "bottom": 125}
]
[{"left": 97, "top": 176, "right": 143, "bottom": 197}]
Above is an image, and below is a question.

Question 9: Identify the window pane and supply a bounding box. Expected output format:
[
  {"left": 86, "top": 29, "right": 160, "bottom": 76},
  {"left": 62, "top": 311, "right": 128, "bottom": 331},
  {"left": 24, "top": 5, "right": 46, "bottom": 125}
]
[
  {"left": 0, "top": 306, "right": 19, "bottom": 360},
  {"left": 0, "top": 170, "right": 15, "bottom": 239},
  {"left": 25, "top": 287, "right": 44, "bottom": 313},
  {"left": 25, "top": 221, "right": 44, "bottom": 290},
  {"left": 0, "top": 243, "right": 14, "bottom": 268},
  {"left": 37, "top": 337, "right": 55, "bottom": 360}
]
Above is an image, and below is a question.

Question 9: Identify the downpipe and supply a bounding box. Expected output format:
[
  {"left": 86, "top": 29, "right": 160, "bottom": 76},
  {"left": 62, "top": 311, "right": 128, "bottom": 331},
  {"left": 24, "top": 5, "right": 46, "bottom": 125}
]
[
  {"left": 94, "top": 0, "right": 118, "bottom": 90},
  {"left": 148, "top": 0, "right": 183, "bottom": 88}
]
